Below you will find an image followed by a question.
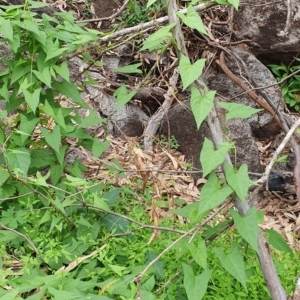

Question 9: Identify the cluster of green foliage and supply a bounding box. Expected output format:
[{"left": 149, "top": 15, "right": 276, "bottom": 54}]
[
  {"left": 269, "top": 60, "right": 300, "bottom": 111},
  {"left": 0, "top": 0, "right": 298, "bottom": 300},
  {"left": 156, "top": 135, "right": 180, "bottom": 150},
  {"left": 117, "top": 0, "right": 166, "bottom": 27}
]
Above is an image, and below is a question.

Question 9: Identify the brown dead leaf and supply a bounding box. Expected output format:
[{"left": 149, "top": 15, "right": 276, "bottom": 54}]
[
  {"left": 284, "top": 224, "right": 294, "bottom": 246},
  {"left": 296, "top": 215, "right": 300, "bottom": 227},
  {"left": 162, "top": 149, "right": 178, "bottom": 169},
  {"left": 55, "top": 245, "right": 106, "bottom": 274},
  {"left": 257, "top": 141, "right": 272, "bottom": 153}
]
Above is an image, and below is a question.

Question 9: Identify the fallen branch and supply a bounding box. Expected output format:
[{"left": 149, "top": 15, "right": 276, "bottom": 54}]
[
  {"left": 216, "top": 51, "right": 282, "bottom": 127},
  {"left": 98, "top": 1, "right": 215, "bottom": 44},
  {"left": 257, "top": 117, "right": 300, "bottom": 186}
]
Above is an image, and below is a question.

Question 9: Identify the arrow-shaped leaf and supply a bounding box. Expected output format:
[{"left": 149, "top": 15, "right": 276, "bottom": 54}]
[
  {"left": 179, "top": 55, "right": 206, "bottom": 90},
  {"left": 218, "top": 102, "right": 262, "bottom": 120},
  {"left": 190, "top": 86, "right": 215, "bottom": 129},
  {"left": 200, "top": 138, "right": 233, "bottom": 177},
  {"left": 224, "top": 162, "right": 252, "bottom": 201},
  {"left": 230, "top": 208, "right": 259, "bottom": 252},
  {"left": 197, "top": 171, "right": 233, "bottom": 216},
  {"left": 183, "top": 263, "right": 212, "bottom": 300},
  {"left": 177, "top": 4, "right": 207, "bottom": 35},
  {"left": 214, "top": 242, "right": 247, "bottom": 291},
  {"left": 40, "top": 125, "right": 61, "bottom": 153}
]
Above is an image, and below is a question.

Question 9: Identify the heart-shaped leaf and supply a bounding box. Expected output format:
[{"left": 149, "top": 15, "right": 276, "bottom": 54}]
[
  {"left": 190, "top": 86, "right": 215, "bottom": 129},
  {"left": 179, "top": 55, "right": 206, "bottom": 90}
]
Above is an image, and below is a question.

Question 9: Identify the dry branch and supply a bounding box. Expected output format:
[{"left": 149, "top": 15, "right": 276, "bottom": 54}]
[
  {"left": 98, "top": 1, "right": 215, "bottom": 44},
  {"left": 216, "top": 51, "right": 282, "bottom": 126}
]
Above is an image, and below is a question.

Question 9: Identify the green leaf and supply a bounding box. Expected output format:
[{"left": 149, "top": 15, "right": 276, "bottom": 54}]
[
  {"left": 0, "top": 126, "right": 4, "bottom": 145},
  {"left": 47, "top": 287, "right": 81, "bottom": 299},
  {"left": 228, "top": 0, "right": 240, "bottom": 10},
  {"left": 23, "top": 88, "right": 41, "bottom": 113},
  {"left": 0, "top": 289, "right": 20, "bottom": 300},
  {"left": 65, "top": 174, "right": 88, "bottom": 186},
  {"left": 30, "top": 148, "right": 56, "bottom": 170},
  {"left": 7, "top": 33, "right": 20, "bottom": 53},
  {"left": 93, "top": 194, "right": 110, "bottom": 210},
  {"left": 25, "top": 287, "right": 46, "bottom": 300},
  {"left": 22, "top": 19, "right": 40, "bottom": 35},
  {"left": 53, "top": 108, "right": 66, "bottom": 129},
  {"left": 230, "top": 208, "right": 259, "bottom": 252},
  {"left": 0, "top": 169, "right": 10, "bottom": 186},
  {"left": 44, "top": 39, "right": 66, "bottom": 61},
  {"left": 182, "top": 263, "right": 211, "bottom": 300},
  {"left": 104, "top": 158, "right": 126, "bottom": 178},
  {"left": 29, "top": 171, "right": 50, "bottom": 187},
  {"left": 170, "top": 202, "right": 199, "bottom": 220},
  {"left": 146, "top": 0, "right": 158, "bottom": 7},
  {"left": 142, "top": 275, "right": 155, "bottom": 292},
  {"left": 266, "top": 228, "right": 293, "bottom": 256},
  {"left": 200, "top": 138, "right": 233, "bottom": 177},
  {"left": 19, "top": 113, "right": 39, "bottom": 146},
  {"left": 190, "top": 86, "right": 215, "bottom": 129},
  {"left": 114, "top": 63, "right": 142, "bottom": 74},
  {"left": 197, "top": 171, "right": 233, "bottom": 217},
  {"left": 179, "top": 55, "right": 206, "bottom": 90},
  {"left": 76, "top": 215, "right": 92, "bottom": 228},
  {"left": 103, "top": 214, "right": 129, "bottom": 234},
  {"left": 79, "top": 110, "right": 106, "bottom": 128},
  {"left": 218, "top": 102, "right": 262, "bottom": 120},
  {"left": 224, "top": 162, "right": 252, "bottom": 201},
  {"left": 53, "top": 61, "right": 70, "bottom": 82},
  {"left": 32, "top": 68, "right": 52, "bottom": 87},
  {"left": 187, "top": 239, "right": 207, "bottom": 270},
  {"left": 11, "top": 62, "right": 31, "bottom": 84},
  {"left": 92, "top": 139, "right": 110, "bottom": 158},
  {"left": 0, "top": 17, "right": 13, "bottom": 41},
  {"left": 108, "top": 264, "right": 128, "bottom": 277},
  {"left": 52, "top": 80, "right": 89, "bottom": 108},
  {"left": 6, "top": 147, "right": 31, "bottom": 176},
  {"left": 50, "top": 163, "right": 63, "bottom": 185},
  {"left": 177, "top": 5, "right": 207, "bottom": 35},
  {"left": 52, "top": 197, "right": 67, "bottom": 215},
  {"left": 55, "top": 144, "right": 67, "bottom": 166},
  {"left": 40, "top": 125, "right": 61, "bottom": 153},
  {"left": 141, "top": 23, "right": 175, "bottom": 51},
  {"left": 213, "top": 242, "right": 247, "bottom": 291},
  {"left": 113, "top": 84, "right": 137, "bottom": 110}
]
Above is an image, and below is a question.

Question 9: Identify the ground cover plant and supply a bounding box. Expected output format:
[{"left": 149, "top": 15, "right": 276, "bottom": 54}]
[
  {"left": 0, "top": 0, "right": 299, "bottom": 299},
  {"left": 269, "top": 60, "right": 300, "bottom": 111}
]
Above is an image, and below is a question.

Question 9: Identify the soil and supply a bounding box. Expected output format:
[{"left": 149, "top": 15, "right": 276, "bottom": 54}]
[{"left": 92, "top": 0, "right": 119, "bottom": 18}]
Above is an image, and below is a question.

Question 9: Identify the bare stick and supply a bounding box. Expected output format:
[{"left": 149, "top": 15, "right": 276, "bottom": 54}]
[
  {"left": 143, "top": 68, "right": 179, "bottom": 150},
  {"left": 98, "top": 1, "right": 215, "bottom": 44},
  {"left": 257, "top": 117, "right": 300, "bottom": 185}
]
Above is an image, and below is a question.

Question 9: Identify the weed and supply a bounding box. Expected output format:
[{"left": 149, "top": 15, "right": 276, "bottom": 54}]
[
  {"left": 157, "top": 135, "right": 180, "bottom": 149},
  {"left": 269, "top": 60, "right": 300, "bottom": 111}
]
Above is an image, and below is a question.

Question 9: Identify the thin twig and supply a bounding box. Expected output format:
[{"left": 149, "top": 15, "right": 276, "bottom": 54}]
[
  {"left": 74, "top": 203, "right": 190, "bottom": 235},
  {"left": 0, "top": 223, "right": 39, "bottom": 256},
  {"left": 257, "top": 118, "right": 300, "bottom": 186},
  {"left": 98, "top": 1, "right": 215, "bottom": 44}
]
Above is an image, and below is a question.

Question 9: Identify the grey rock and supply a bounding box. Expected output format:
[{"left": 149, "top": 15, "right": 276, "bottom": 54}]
[
  {"left": 161, "top": 98, "right": 262, "bottom": 180},
  {"left": 203, "top": 47, "right": 283, "bottom": 138},
  {"left": 233, "top": 0, "right": 300, "bottom": 64},
  {"left": 85, "top": 86, "right": 149, "bottom": 137}
]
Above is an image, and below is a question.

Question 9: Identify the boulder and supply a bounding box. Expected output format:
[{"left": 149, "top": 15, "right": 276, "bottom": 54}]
[
  {"left": 233, "top": 0, "right": 300, "bottom": 64},
  {"left": 161, "top": 98, "right": 263, "bottom": 180},
  {"left": 203, "top": 47, "right": 283, "bottom": 138}
]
